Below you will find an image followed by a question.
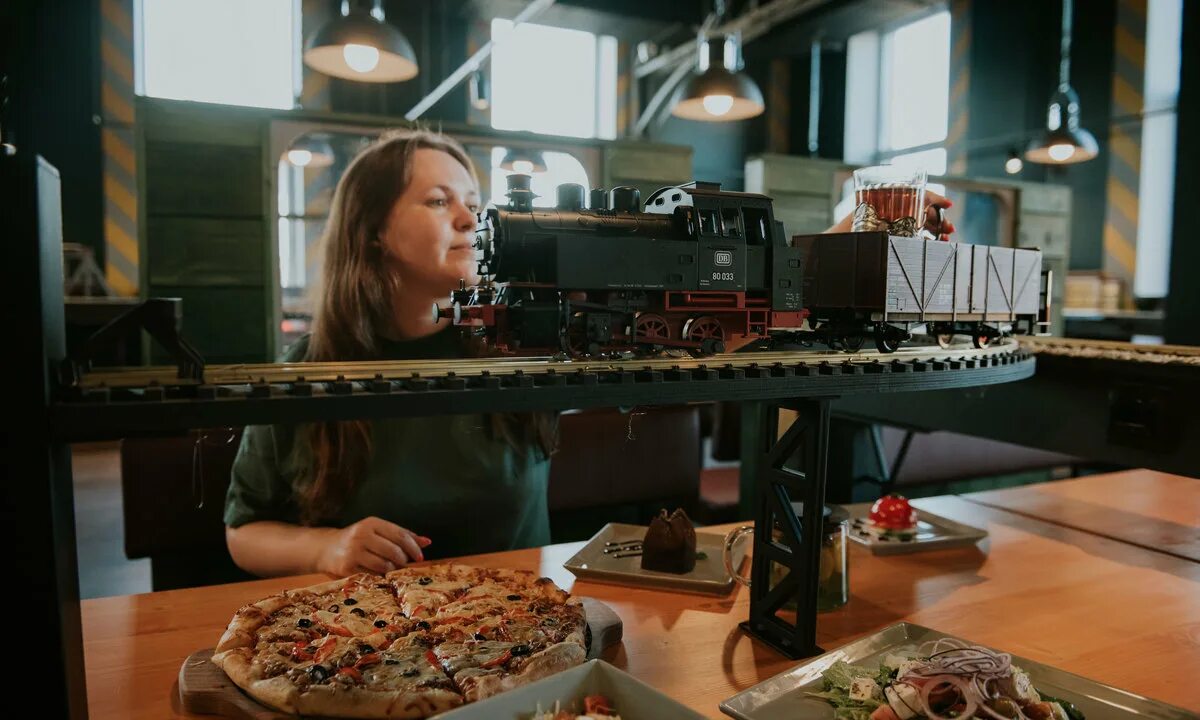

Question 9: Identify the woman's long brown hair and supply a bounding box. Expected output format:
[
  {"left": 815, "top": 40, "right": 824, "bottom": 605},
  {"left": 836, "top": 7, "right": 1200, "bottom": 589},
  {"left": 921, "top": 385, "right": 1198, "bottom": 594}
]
[{"left": 295, "top": 129, "right": 555, "bottom": 525}]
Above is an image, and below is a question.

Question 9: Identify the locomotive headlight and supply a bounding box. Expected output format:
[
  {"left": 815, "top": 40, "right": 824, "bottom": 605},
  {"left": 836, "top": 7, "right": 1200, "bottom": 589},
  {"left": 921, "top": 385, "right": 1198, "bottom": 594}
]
[{"left": 702, "top": 95, "right": 734, "bottom": 116}]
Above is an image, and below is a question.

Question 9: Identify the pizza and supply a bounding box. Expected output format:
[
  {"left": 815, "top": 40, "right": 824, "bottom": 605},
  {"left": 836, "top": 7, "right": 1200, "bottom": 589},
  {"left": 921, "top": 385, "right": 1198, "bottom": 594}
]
[{"left": 211, "top": 564, "right": 588, "bottom": 718}]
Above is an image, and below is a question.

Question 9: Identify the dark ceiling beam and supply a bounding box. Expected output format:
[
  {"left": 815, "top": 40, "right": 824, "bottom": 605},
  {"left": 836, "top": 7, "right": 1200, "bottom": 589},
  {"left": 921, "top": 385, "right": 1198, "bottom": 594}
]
[
  {"left": 634, "top": 0, "right": 835, "bottom": 79},
  {"left": 464, "top": 0, "right": 687, "bottom": 43},
  {"left": 747, "top": 0, "right": 937, "bottom": 58}
]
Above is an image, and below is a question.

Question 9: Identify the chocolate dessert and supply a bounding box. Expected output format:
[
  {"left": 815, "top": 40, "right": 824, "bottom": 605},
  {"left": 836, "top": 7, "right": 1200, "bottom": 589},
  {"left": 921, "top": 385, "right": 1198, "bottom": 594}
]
[{"left": 640, "top": 508, "right": 697, "bottom": 574}]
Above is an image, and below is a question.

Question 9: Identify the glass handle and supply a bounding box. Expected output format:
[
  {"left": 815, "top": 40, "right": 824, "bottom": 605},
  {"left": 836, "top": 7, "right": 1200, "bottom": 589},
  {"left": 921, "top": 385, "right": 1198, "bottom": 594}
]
[{"left": 722, "top": 525, "right": 755, "bottom": 588}]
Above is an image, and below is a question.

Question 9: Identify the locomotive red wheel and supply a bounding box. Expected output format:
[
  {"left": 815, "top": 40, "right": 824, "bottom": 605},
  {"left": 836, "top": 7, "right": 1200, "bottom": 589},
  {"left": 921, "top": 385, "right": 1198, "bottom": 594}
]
[
  {"left": 683, "top": 316, "right": 725, "bottom": 340},
  {"left": 634, "top": 313, "right": 671, "bottom": 342},
  {"left": 683, "top": 316, "right": 726, "bottom": 354}
]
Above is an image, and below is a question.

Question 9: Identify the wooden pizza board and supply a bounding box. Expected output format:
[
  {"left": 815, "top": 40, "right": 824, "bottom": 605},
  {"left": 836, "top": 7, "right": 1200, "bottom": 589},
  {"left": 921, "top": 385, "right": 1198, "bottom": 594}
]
[{"left": 177, "top": 597, "right": 623, "bottom": 719}]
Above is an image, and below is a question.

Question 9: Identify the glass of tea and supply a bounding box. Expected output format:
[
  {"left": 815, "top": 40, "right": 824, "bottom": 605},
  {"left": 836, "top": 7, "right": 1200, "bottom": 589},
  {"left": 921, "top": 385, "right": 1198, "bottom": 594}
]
[{"left": 852, "top": 165, "right": 927, "bottom": 237}]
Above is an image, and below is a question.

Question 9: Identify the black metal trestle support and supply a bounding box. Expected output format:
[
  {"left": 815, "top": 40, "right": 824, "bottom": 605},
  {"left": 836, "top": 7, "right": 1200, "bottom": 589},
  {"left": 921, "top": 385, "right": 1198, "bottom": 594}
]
[{"left": 739, "top": 398, "right": 830, "bottom": 659}]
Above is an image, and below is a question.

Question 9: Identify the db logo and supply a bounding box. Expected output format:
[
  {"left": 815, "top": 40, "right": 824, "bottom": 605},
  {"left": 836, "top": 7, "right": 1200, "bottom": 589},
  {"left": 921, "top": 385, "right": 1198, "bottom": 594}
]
[{"left": 714, "top": 250, "right": 733, "bottom": 266}]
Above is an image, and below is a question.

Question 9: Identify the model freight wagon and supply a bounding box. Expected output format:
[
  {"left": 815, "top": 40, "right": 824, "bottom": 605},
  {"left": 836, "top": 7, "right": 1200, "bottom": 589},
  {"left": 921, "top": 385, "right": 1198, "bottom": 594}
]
[{"left": 792, "top": 232, "right": 1049, "bottom": 352}]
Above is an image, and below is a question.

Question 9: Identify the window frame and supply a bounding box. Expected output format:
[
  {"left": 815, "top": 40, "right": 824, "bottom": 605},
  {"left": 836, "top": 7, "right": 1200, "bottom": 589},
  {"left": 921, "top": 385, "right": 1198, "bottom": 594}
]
[
  {"left": 488, "top": 18, "right": 618, "bottom": 140},
  {"left": 133, "top": 0, "right": 302, "bottom": 110},
  {"left": 844, "top": 6, "right": 952, "bottom": 174}
]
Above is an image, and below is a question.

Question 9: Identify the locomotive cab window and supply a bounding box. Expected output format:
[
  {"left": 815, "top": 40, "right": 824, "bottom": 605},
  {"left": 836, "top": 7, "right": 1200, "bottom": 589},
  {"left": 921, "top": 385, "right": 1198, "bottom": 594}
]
[
  {"left": 722, "top": 207, "right": 742, "bottom": 239},
  {"left": 699, "top": 207, "right": 722, "bottom": 236},
  {"left": 742, "top": 206, "right": 770, "bottom": 245}
]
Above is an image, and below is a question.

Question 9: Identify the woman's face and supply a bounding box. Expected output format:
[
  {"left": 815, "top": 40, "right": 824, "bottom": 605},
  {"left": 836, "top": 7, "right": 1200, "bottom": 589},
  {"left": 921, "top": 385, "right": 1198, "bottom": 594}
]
[{"left": 379, "top": 148, "right": 481, "bottom": 296}]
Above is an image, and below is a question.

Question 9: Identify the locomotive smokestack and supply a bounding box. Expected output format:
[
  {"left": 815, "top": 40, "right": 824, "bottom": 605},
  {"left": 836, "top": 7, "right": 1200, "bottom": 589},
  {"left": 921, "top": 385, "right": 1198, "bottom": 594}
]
[
  {"left": 505, "top": 173, "right": 536, "bottom": 212},
  {"left": 589, "top": 187, "right": 608, "bottom": 211},
  {"left": 610, "top": 186, "right": 641, "bottom": 213},
  {"left": 556, "top": 183, "right": 585, "bottom": 210}
]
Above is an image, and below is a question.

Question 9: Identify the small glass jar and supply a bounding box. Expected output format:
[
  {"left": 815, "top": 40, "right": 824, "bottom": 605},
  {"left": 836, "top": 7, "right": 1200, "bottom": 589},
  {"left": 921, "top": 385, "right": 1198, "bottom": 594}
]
[{"left": 724, "top": 504, "right": 849, "bottom": 612}]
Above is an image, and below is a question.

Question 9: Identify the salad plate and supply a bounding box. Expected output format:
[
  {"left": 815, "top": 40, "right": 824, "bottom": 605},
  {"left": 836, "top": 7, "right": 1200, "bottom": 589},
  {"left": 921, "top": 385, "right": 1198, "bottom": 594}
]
[
  {"left": 845, "top": 501, "right": 987, "bottom": 555},
  {"left": 719, "top": 622, "right": 1195, "bottom": 719}
]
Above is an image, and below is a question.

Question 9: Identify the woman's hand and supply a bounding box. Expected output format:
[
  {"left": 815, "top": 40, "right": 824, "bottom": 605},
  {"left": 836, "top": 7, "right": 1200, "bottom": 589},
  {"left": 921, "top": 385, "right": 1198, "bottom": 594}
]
[
  {"left": 924, "top": 190, "right": 956, "bottom": 241},
  {"left": 316, "top": 516, "right": 432, "bottom": 576},
  {"left": 825, "top": 189, "right": 957, "bottom": 240}
]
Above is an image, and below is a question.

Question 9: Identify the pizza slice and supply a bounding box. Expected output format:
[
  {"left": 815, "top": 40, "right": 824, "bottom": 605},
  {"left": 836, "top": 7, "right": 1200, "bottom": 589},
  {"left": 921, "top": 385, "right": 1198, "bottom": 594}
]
[{"left": 431, "top": 637, "right": 586, "bottom": 703}]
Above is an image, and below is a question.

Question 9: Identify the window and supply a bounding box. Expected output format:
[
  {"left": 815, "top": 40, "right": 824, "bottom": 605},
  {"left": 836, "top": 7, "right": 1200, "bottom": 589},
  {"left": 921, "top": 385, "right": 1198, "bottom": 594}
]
[
  {"left": 489, "top": 148, "right": 590, "bottom": 209},
  {"left": 1133, "top": 0, "right": 1182, "bottom": 299},
  {"left": 490, "top": 19, "right": 617, "bottom": 139},
  {"left": 844, "top": 11, "right": 951, "bottom": 175},
  {"left": 136, "top": 0, "right": 299, "bottom": 109}
]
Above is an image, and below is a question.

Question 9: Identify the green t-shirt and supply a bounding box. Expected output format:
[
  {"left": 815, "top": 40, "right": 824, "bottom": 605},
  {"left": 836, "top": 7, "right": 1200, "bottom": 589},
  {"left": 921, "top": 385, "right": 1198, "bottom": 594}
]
[{"left": 224, "top": 329, "right": 552, "bottom": 559}]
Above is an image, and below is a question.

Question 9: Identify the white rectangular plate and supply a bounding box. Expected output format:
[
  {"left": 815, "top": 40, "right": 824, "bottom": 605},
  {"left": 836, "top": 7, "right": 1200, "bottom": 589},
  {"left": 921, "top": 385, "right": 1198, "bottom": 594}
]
[
  {"left": 564, "top": 522, "right": 746, "bottom": 595},
  {"left": 845, "top": 503, "right": 988, "bottom": 555},
  {"left": 435, "top": 659, "right": 708, "bottom": 719}
]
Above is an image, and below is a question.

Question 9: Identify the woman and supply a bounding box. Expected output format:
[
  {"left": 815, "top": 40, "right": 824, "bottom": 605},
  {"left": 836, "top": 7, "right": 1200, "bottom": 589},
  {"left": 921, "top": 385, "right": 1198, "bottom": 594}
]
[{"left": 224, "top": 129, "right": 555, "bottom": 578}]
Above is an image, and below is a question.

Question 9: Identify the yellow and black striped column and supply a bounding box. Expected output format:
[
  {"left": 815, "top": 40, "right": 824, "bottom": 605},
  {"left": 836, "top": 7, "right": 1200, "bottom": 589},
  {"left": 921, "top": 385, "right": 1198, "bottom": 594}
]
[
  {"left": 1101, "top": 0, "right": 1146, "bottom": 302},
  {"left": 100, "top": 0, "right": 138, "bottom": 296},
  {"left": 946, "top": 0, "right": 971, "bottom": 175}
]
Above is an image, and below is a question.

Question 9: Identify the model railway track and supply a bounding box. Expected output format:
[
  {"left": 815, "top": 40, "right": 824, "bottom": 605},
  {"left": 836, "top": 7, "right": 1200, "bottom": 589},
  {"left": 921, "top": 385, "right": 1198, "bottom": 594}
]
[
  {"left": 1020, "top": 336, "right": 1200, "bottom": 365},
  {"left": 75, "top": 340, "right": 1023, "bottom": 390}
]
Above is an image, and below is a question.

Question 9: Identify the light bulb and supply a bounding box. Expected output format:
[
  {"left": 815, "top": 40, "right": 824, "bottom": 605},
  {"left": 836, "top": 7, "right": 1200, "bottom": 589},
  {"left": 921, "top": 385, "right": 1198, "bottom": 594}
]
[
  {"left": 1005, "top": 156, "right": 1023, "bottom": 174},
  {"left": 287, "top": 149, "right": 313, "bottom": 167},
  {"left": 1048, "top": 143, "right": 1076, "bottom": 162},
  {"left": 512, "top": 160, "right": 534, "bottom": 174},
  {"left": 343, "top": 44, "right": 380, "bottom": 73},
  {"left": 702, "top": 94, "right": 734, "bottom": 116}
]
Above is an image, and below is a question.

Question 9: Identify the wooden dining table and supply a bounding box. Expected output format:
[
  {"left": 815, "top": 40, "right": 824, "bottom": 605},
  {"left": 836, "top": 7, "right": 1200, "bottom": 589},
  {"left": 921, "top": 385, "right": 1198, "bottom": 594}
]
[
  {"left": 81, "top": 492, "right": 1200, "bottom": 719},
  {"left": 963, "top": 469, "right": 1200, "bottom": 562}
]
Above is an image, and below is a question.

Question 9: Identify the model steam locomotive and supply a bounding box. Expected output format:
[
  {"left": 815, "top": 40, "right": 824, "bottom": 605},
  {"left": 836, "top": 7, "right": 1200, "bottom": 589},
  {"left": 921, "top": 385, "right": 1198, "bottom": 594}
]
[{"left": 435, "top": 174, "right": 1048, "bottom": 356}]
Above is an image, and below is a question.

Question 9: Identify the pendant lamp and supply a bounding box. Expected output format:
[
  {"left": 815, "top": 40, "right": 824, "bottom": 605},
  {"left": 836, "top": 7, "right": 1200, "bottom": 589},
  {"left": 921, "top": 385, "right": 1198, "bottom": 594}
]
[
  {"left": 499, "top": 148, "right": 548, "bottom": 174},
  {"left": 671, "top": 32, "right": 764, "bottom": 122},
  {"left": 1025, "top": 0, "right": 1098, "bottom": 164},
  {"left": 304, "top": 0, "right": 418, "bottom": 83},
  {"left": 285, "top": 133, "right": 335, "bottom": 168}
]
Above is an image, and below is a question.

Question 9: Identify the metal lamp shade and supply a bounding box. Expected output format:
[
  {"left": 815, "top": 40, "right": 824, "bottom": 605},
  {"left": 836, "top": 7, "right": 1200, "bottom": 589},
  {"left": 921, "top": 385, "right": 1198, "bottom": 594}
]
[
  {"left": 303, "top": 11, "right": 418, "bottom": 82},
  {"left": 671, "top": 67, "right": 765, "bottom": 121},
  {"left": 1024, "top": 87, "right": 1098, "bottom": 165},
  {"left": 1024, "top": 125, "right": 1099, "bottom": 165},
  {"left": 671, "top": 35, "right": 764, "bottom": 123},
  {"left": 499, "top": 148, "right": 548, "bottom": 173},
  {"left": 285, "top": 133, "right": 335, "bottom": 168}
]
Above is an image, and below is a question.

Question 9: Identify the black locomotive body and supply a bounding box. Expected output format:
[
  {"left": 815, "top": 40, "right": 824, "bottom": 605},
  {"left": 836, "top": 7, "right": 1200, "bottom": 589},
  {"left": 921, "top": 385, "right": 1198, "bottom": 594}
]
[
  {"left": 439, "top": 175, "right": 1048, "bottom": 356},
  {"left": 442, "top": 176, "right": 807, "bottom": 355}
]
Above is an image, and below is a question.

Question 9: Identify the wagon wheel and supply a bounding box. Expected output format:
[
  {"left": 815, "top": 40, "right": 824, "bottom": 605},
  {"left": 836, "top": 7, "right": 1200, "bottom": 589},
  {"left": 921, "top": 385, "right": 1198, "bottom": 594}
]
[
  {"left": 633, "top": 313, "right": 671, "bottom": 345},
  {"left": 874, "top": 328, "right": 902, "bottom": 354},
  {"left": 683, "top": 315, "right": 726, "bottom": 355},
  {"left": 929, "top": 322, "right": 955, "bottom": 349},
  {"left": 840, "top": 334, "right": 866, "bottom": 353},
  {"left": 972, "top": 333, "right": 992, "bottom": 349}
]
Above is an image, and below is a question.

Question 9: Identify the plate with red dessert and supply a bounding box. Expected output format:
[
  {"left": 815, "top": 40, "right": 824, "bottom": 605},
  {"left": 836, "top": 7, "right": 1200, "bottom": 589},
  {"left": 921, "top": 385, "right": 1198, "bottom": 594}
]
[{"left": 846, "top": 495, "right": 987, "bottom": 555}]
